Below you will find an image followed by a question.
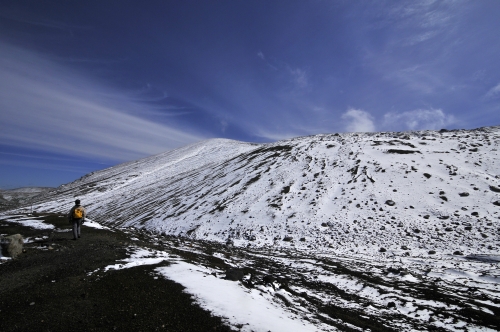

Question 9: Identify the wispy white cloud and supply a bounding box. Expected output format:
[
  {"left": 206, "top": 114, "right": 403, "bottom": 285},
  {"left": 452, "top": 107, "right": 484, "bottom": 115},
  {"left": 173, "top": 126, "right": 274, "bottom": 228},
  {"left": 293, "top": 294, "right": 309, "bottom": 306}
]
[
  {"left": 387, "top": 0, "right": 460, "bottom": 46},
  {"left": 0, "top": 42, "right": 204, "bottom": 162},
  {"left": 405, "top": 30, "right": 439, "bottom": 46},
  {"left": 256, "top": 51, "right": 278, "bottom": 71},
  {"left": 220, "top": 120, "right": 229, "bottom": 133},
  {"left": 254, "top": 129, "right": 298, "bottom": 142},
  {"left": 253, "top": 120, "right": 329, "bottom": 141},
  {"left": 362, "top": 1, "right": 469, "bottom": 97},
  {"left": 0, "top": 9, "right": 90, "bottom": 31},
  {"left": 383, "top": 108, "right": 457, "bottom": 130},
  {"left": 341, "top": 109, "right": 376, "bottom": 133},
  {"left": 0, "top": 151, "right": 82, "bottom": 163},
  {"left": 0, "top": 158, "right": 94, "bottom": 173},
  {"left": 288, "top": 67, "right": 309, "bottom": 89},
  {"left": 383, "top": 64, "right": 444, "bottom": 94},
  {"left": 483, "top": 83, "right": 500, "bottom": 100}
]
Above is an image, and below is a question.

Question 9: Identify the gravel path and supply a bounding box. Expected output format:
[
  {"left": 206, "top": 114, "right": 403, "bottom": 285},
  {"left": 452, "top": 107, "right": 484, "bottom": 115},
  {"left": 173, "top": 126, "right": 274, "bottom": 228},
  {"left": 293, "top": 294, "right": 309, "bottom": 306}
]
[{"left": 0, "top": 214, "right": 234, "bottom": 332}]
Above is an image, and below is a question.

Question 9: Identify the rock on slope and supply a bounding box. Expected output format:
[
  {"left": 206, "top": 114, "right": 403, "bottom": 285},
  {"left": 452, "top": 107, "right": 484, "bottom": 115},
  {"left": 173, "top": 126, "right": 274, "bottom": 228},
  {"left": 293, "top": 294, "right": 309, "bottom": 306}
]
[{"left": 19, "top": 127, "right": 500, "bottom": 256}]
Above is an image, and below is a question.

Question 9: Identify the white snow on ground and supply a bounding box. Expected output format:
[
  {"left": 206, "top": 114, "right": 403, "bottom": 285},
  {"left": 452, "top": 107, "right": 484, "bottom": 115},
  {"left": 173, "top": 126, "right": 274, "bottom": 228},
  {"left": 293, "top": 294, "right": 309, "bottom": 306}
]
[
  {"left": 103, "top": 247, "right": 169, "bottom": 272},
  {"left": 156, "top": 261, "right": 330, "bottom": 332},
  {"left": 99, "top": 247, "right": 333, "bottom": 332},
  {"left": 1, "top": 215, "right": 54, "bottom": 230},
  {"left": 23, "top": 235, "right": 49, "bottom": 243},
  {"left": 93, "top": 241, "right": 500, "bottom": 331},
  {"left": 83, "top": 218, "right": 110, "bottom": 230},
  {"left": 0, "top": 251, "right": 10, "bottom": 261}
]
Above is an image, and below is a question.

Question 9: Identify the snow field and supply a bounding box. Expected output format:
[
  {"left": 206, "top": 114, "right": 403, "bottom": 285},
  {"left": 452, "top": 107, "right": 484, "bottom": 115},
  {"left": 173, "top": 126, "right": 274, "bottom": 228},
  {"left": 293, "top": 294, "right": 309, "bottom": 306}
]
[{"left": 6, "top": 126, "right": 500, "bottom": 331}]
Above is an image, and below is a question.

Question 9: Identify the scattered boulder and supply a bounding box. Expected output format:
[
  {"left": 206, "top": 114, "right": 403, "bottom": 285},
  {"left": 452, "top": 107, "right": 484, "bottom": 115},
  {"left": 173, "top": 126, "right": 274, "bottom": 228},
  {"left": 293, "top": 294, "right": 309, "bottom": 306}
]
[
  {"left": 385, "top": 200, "right": 396, "bottom": 206},
  {"left": 493, "top": 201, "right": 500, "bottom": 207},
  {"left": 423, "top": 173, "right": 432, "bottom": 179},
  {"left": 386, "top": 266, "right": 400, "bottom": 274},
  {"left": 459, "top": 192, "right": 469, "bottom": 197},
  {"left": 379, "top": 247, "right": 387, "bottom": 253},
  {"left": 428, "top": 250, "right": 436, "bottom": 255},
  {"left": 263, "top": 275, "right": 275, "bottom": 284},
  {"left": 282, "top": 236, "right": 293, "bottom": 242},
  {"left": 387, "top": 301, "right": 396, "bottom": 308},
  {"left": 439, "top": 196, "right": 448, "bottom": 201},
  {"left": 489, "top": 185, "right": 500, "bottom": 193},
  {"left": 471, "top": 212, "right": 479, "bottom": 217},
  {"left": 225, "top": 268, "right": 245, "bottom": 281},
  {"left": 0, "top": 234, "right": 24, "bottom": 259},
  {"left": 453, "top": 251, "right": 463, "bottom": 256},
  {"left": 387, "top": 149, "right": 420, "bottom": 154},
  {"left": 281, "top": 186, "right": 291, "bottom": 194},
  {"left": 401, "top": 245, "right": 409, "bottom": 250}
]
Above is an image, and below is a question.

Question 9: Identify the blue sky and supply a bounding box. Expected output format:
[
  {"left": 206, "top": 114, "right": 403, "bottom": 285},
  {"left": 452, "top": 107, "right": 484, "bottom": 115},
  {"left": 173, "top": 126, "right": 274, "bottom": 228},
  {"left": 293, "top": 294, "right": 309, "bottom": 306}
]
[{"left": 1, "top": 0, "right": 499, "bottom": 189}]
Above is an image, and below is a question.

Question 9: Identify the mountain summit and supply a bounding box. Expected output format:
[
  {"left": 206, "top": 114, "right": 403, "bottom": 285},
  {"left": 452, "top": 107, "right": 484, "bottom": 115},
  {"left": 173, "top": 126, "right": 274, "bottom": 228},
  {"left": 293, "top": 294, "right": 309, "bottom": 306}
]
[{"left": 23, "top": 127, "right": 500, "bottom": 256}]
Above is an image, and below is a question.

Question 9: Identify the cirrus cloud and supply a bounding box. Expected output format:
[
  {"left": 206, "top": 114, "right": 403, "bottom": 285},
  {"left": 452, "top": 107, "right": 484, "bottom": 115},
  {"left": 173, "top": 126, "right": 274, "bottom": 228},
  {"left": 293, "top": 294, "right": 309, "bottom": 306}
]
[
  {"left": 0, "top": 42, "right": 204, "bottom": 162},
  {"left": 483, "top": 83, "right": 500, "bottom": 100},
  {"left": 383, "top": 108, "right": 457, "bottom": 131}
]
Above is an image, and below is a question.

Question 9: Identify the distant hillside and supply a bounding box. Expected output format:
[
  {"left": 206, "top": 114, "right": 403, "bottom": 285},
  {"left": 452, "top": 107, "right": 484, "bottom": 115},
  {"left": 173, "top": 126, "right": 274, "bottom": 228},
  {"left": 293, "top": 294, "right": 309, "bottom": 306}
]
[
  {"left": 0, "top": 187, "right": 53, "bottom": 211},
  {"left": 13, "top": 127, "right": 500, "bottom": 256}
]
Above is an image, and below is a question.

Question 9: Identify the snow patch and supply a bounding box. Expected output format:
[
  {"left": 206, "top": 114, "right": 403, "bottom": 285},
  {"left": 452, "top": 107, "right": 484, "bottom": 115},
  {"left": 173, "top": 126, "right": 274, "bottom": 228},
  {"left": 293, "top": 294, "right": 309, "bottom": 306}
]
[{"left": 156, "top": 261, "right": 329, "bottom": 332}]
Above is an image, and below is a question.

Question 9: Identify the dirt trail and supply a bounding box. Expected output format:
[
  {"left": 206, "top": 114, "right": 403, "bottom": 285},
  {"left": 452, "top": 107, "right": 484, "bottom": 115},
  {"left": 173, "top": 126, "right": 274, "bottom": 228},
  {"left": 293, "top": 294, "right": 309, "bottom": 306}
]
[
  {"left": 2, "top": 213, "right": 498, "bottom": 331},
  {"left": 0, "top": 214, "right": 233, "bottom": 332}
]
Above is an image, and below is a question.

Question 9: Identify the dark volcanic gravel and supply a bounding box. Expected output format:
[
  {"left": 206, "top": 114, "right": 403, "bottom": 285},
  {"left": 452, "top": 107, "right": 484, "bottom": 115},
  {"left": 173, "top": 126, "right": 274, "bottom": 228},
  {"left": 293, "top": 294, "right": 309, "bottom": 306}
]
[{"left": 0, "top": 214, "right": 234, "bottom": 332}]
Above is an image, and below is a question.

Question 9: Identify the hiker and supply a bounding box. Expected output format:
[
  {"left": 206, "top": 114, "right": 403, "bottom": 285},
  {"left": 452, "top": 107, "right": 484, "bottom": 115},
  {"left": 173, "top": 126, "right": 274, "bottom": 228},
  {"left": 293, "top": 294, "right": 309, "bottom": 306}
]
[{"left": 68, "top": 199, "right": 86, "bottom": 240}]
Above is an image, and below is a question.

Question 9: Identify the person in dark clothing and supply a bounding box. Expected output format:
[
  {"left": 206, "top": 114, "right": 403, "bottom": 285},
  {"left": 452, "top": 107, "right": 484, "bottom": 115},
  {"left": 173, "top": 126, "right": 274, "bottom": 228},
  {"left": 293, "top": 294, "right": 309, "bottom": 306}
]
[{"left": 68, "top": 199, "right": 86, "bottom": 240}]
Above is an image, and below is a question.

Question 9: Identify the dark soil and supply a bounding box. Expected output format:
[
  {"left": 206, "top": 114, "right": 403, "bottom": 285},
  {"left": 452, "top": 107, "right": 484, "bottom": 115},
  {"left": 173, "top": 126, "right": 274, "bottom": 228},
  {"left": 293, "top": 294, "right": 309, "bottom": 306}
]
[{"left": 0, "top": 214, "right": 233, "bottom": 332}]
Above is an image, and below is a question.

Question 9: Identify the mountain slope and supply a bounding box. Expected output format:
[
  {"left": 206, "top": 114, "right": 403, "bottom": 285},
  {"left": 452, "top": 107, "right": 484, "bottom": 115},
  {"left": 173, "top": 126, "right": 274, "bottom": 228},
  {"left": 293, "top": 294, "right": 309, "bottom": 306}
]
[
  {"left": 17, "top": 127, "right": 500, "bottom": 256},
  {"left": 0, "top": 187, "right": 53, "bottom": 211}
]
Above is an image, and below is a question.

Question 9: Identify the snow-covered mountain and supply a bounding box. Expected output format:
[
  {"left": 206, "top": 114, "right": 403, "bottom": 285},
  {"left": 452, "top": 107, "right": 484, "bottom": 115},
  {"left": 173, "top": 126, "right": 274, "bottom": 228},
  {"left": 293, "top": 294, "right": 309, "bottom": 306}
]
[{"left": 22, "top": 127, "right": 500, "bottom": 256}]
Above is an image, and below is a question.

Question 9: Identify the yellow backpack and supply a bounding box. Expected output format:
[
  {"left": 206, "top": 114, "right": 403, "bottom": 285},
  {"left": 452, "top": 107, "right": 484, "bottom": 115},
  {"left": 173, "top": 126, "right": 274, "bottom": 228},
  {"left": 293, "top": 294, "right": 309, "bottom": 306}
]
[{"left": 73, "top": 207, "right": 84, "bottom": 219}]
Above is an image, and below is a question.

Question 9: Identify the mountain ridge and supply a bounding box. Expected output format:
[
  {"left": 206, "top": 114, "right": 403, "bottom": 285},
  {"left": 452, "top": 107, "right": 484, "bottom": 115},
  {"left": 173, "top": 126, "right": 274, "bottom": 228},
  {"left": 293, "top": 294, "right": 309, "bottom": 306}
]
[{"left": 9, "top": 126, "right": 500, "bottom": 257}]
